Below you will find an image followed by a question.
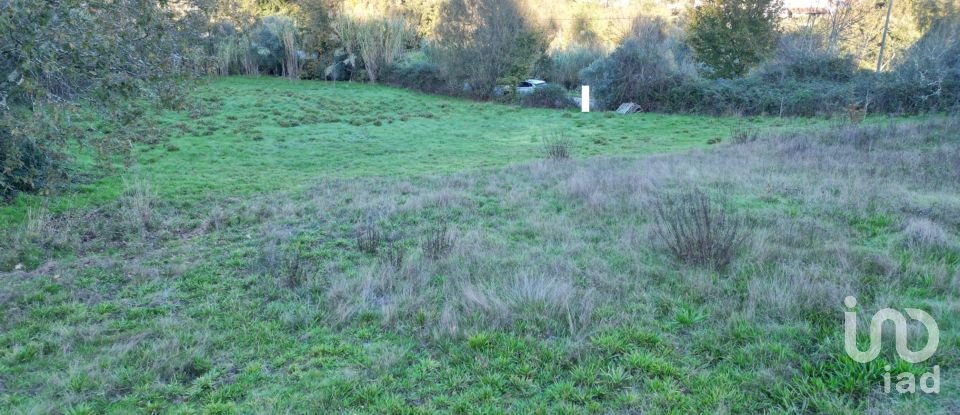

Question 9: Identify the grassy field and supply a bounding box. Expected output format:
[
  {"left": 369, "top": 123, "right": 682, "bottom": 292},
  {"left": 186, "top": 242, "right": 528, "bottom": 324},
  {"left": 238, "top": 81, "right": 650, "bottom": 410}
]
[
  {"left": 1, "top": 78, "right": 957, "bottom": 414},
  {"left": 0, "top": 77, "right": 818, "bottom": 226}
]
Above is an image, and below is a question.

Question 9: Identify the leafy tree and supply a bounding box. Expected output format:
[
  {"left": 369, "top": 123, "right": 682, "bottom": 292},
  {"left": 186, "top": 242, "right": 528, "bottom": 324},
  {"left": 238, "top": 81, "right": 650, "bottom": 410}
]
[
  {"left": 813, "top": 0, "right": 922, "bottom": 70},
  {"left": 0, "top": 0, "right": 207, "bottom": 199},
  {"left": 580, "top": 18, "right": 697, "bottom": 110},
  {"left": 687, "top": 0, "right": 782, "bottom": 78},
  {"left": 432, "top": 0, "right": 545, "bottom": 99},
  {"left": 296, "top": 0, "right": 338, "bottom": 60}
]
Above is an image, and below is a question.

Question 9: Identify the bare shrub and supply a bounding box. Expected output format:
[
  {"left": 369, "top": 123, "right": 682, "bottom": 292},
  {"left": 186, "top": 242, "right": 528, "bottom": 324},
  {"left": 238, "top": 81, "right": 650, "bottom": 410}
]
[
  {"left": 891, "top": 18, "right": 960, "bottom": 113},
  {"left": 355, "top": 223, "right": 383, "bottom": 254},
  {"left": 648, "top": 189, "right": 749, "bottom": 271},
  {"left": 542, "top": 133, "right": 572, "bottom": 160},
  {"left": 423, "top": 221, "right": 455, "bottom": 260}
]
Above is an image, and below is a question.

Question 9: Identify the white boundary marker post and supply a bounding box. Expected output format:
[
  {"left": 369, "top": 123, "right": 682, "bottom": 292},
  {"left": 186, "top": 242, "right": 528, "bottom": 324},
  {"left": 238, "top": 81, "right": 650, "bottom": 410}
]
[{"left": 581, "top": 85, "right": 590, "bottom": 113}]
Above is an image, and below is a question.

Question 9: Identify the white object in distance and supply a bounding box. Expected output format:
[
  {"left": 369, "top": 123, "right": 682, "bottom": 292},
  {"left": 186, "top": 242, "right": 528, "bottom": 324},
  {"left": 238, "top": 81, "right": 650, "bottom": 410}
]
[{"left": 581, "top": 85, "right": 590, "bottom": 113}]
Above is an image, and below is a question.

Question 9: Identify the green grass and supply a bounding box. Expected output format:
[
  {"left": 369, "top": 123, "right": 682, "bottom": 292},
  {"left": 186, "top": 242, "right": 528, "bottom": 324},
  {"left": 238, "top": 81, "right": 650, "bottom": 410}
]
[
  {"left": 2, "top": 78, "right": 956, "bottom": 414},
  {"left": 0, "top": 77, "right": 818, "bottom": 226}
]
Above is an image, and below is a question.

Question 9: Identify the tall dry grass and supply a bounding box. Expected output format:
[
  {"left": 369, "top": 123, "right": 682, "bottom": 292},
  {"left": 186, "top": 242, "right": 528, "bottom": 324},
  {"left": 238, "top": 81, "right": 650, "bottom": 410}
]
[{"left": 333, "top": 4, "right": 408, "bottom": 83}]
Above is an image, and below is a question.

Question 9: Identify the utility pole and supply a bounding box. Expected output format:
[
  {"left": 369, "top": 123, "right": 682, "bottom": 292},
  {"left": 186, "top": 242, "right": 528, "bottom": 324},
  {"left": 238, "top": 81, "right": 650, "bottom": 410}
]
[{"left": 877, "top": 0, "right": 894, "bottom": 72}]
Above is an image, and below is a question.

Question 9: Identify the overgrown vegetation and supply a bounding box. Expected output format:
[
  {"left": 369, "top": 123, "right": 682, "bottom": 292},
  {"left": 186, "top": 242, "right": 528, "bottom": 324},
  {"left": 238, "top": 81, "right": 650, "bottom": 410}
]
[
  {"left": 2, "top": 96, "right": 956, "bottom": 410},
  {"left": 579, "top": 18, "right": 698, "bottom": 112},
  {"left": 432, "top": 0, "right": 545, "bottom": 98},
  {"left": 519, "top": 84, "right": 572, "bottom": 109},
  {"left": 5, "top": 0, "right": 960, "bottom": 412}
]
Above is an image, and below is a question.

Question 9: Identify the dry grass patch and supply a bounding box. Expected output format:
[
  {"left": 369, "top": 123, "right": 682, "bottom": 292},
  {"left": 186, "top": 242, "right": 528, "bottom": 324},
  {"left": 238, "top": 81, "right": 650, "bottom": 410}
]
[{"left": 901, "top": 217, "right": 957, "bottom": 253}]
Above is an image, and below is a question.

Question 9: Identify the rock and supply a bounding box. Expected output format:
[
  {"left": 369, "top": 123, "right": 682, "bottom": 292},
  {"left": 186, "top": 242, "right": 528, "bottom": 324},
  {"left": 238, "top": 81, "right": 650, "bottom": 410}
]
[{"left": 616, "top": 102, "right": 642, "bottom": 114}]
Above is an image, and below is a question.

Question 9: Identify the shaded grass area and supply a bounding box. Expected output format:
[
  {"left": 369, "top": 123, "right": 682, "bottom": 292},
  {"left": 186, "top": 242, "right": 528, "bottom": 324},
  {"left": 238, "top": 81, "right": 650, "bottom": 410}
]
[
  {"left": 0, "top": 77, "right": 822, "bottom": 226},
  {"left": 2, "top": 118, "right": 958, "bottom": 413}
]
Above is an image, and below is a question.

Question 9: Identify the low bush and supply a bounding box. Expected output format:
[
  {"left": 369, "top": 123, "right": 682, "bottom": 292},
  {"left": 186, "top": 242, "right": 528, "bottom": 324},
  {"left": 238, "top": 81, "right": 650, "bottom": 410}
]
[
  {"left": 0, "top": 127, "right": 54, "bottom": 201},
  {"left": 520, "top": 85, "right": 573, "bottom": 109},
  {"left": 731, "top": 123, "right": 761, "bottom": 144},
  {"left": 648, "top": 189, "right": 749, "bottom": 271},
  {"left": 383, "top": 61, "right": 449, "bottom": 94},
  {"left": 752, "top": 32, "right": 858, "bottom": 84},
  {"left": 300, "top": 58, "right": 329, "bottom": 80},
  {"left": 260, "top": 233, "right": 313, "bottom": 288},
  {"left": 118, "top": 180, "right": 158, "bottom": 238},
  {"left": 579, "top": 19, "right": 698, "bottom": 112},
  {"left": 697, "top": 77, "right": 855, "bottom": 116},
  {"left": 541, "top": 46, "right": 603, "bottom": 89},
  {"left": 901, "top": 218, "right": 957, "bottom": 254},
  {"left": 380, "top": 244, "right": 406, "bottom": 271}
]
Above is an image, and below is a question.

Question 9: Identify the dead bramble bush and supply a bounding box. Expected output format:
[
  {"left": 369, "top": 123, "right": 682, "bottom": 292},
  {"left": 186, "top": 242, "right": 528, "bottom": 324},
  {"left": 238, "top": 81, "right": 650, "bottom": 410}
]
[
  {"left": 423, "top": 221, "right": 455, "bottom": 260},
  {"left": 648, "top": 189, "right": 750, "bottom": 271},
  {"left": 355, "top": 223, "right": 383, "bottom": 254}
]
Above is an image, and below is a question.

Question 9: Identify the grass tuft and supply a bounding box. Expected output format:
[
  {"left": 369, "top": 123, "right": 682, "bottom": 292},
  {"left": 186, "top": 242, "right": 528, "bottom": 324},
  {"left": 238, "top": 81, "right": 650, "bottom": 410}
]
[{"left": 542, "top": 133, "right": 573, "bottom": 160}]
